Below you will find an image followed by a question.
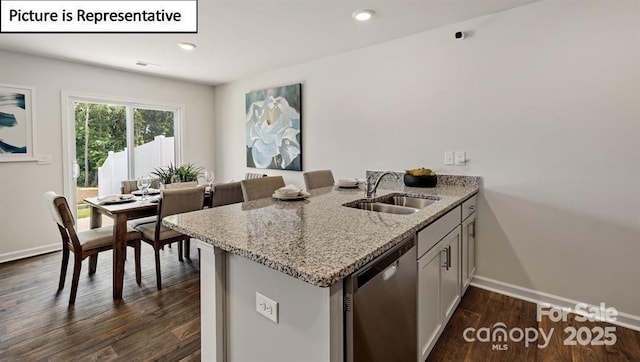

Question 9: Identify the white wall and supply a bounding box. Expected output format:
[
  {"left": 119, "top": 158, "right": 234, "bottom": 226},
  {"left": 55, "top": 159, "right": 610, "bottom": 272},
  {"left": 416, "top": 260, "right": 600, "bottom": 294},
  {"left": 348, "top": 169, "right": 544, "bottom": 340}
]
[
  {"left": 0, "top": 50, "right": 215, "bottom": 261},
  {"left": 214, "top": 0, "right": 640, "bottom": 316}
]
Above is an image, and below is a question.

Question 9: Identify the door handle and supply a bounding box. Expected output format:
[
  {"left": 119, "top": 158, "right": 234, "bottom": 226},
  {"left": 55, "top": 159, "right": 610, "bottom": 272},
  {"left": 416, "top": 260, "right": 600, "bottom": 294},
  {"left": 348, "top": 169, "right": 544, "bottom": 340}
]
[
  {"left": 441, "top": 248, "right": 449, "bottom": 270},
  {"left": 72, "top": 161, "right": 80, "bottom": 179},
  {"left": 442, "top": 246, "right": 451, "bottom": 271}
]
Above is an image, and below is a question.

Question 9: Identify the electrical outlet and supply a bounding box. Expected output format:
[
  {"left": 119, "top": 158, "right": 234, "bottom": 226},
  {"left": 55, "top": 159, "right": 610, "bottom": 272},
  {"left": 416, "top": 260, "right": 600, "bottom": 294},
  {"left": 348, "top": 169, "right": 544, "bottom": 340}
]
[
  {"left": 454, "top": 151, "right": 466, "bottom": 166},
  {"left": 256, "top": 292, "right": 278, "bottom": 323},
  {"left": 444, "top": 151, "right": 454, "bottom": 165}
]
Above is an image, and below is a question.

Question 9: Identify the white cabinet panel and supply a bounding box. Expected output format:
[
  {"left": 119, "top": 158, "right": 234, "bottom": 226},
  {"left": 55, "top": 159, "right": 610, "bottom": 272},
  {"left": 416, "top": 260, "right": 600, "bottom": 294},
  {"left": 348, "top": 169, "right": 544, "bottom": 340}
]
[
  {"left": 418, "top": 246, "right": 443, "bottom": 361},
  {"left": 441, "top": 227, "right": 461, "bottom": 321},
  {"left": 461, "top": 213, "right": 476, "bottom": 293}
]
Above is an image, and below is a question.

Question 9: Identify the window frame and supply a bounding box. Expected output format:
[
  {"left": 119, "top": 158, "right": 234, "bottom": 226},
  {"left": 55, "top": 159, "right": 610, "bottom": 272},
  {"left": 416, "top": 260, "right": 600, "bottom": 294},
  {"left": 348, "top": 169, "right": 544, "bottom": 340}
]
[{"left": 61, "top": 90, "right": 185, "bottom": 211}]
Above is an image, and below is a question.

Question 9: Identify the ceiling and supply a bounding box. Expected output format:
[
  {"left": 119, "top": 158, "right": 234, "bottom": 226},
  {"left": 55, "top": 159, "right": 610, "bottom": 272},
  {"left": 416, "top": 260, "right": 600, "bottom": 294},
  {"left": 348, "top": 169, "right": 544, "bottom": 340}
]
[{"left": 0, "top": 0, "right": 540, "bottom": 85}]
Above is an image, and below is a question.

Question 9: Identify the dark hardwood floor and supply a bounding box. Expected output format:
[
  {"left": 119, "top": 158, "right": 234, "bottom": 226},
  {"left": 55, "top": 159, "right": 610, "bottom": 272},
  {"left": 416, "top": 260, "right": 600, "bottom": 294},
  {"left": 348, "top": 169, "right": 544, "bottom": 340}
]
[
  {"left": 2, "top": 248, "right": 639, "bottom": 361},
  {"left": 428, "top": 287, "right": 640, "bottom": 362},
  {"left": 0, "top": 245, "right": 201, "bottom": 361}
]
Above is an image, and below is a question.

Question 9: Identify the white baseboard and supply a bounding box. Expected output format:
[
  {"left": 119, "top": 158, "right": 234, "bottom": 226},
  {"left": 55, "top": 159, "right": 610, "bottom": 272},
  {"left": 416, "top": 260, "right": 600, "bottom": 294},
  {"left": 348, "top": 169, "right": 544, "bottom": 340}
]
[
  {"left": 0, "top": 243, "right": 60, "bottom": 264},
  {"left": 471, "top": 275, "right": 640, "bottom": 332}
]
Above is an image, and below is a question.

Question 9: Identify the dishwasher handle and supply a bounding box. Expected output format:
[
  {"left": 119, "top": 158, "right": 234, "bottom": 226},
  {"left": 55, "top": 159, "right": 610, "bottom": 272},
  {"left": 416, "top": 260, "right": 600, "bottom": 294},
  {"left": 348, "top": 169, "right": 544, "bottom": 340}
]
[{"left": 355, "top": 237, "right": 415, "bottom": 289}]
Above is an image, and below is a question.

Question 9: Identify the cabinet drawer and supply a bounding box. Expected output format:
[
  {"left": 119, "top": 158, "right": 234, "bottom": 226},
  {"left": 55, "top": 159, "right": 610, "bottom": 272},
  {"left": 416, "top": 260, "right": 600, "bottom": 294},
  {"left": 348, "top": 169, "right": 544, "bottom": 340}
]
[
  {"left": 461, "top": 195, "right": 477, "bottom": 221},
  {"left": 417, "top": 206, "right": 461, "bottom": 259}
]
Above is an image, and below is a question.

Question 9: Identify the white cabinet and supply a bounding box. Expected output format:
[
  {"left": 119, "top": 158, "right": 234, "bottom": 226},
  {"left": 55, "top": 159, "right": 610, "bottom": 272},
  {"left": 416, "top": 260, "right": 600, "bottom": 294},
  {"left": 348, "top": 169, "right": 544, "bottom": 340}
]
[
  {"left": 418, "top": 245, "right": 442, "bottom": 361},
  {"left": 461, "top": 195, "right": 477, "bottom": 294},
  {"left": 440, "top": 227, "right": 461, "bottom": 322},
  {"left": 417, "top": 207, "right": 462, "bottom": 361}
]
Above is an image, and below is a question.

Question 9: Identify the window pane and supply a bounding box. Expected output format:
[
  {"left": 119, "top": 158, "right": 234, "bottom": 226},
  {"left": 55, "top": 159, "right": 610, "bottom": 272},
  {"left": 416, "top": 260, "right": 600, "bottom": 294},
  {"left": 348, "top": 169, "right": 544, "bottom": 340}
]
[
  {"left": 74, "top": 102, "right": 126, "bottom": 229},
  {"left": 133, "top": 108, "right": 175, "bottom": 179}
]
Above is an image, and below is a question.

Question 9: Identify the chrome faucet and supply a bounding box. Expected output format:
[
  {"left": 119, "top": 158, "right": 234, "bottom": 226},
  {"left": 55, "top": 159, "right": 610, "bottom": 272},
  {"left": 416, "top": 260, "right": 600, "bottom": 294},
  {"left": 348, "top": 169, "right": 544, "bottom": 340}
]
[{"left": 365, "top": 171, "right": 400, "bottom": 199}]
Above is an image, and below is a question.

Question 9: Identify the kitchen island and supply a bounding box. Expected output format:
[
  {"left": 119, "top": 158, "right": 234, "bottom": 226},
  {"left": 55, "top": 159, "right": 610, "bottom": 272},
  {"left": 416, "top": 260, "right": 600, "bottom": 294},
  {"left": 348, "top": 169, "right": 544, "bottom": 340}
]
[{"left": 163, "top": 175, "right": 479, "bottom": 361}]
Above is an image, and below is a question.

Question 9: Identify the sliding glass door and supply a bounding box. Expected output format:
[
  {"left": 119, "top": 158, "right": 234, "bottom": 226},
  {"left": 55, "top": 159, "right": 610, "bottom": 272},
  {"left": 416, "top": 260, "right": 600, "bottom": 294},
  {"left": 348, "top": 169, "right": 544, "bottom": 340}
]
[{"left": 64, "top": 94, "right": 182, "bottom": 231}]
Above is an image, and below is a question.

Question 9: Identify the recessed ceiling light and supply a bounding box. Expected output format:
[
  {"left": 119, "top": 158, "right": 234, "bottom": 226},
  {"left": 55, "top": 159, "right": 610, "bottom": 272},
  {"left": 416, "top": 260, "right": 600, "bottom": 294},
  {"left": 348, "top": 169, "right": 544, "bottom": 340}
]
[
  {"left": 178, "top": 42, "right": 197, "bottom": 51},
  {"left": 352, "top": 9, "right": 375, "bottom": 22}
]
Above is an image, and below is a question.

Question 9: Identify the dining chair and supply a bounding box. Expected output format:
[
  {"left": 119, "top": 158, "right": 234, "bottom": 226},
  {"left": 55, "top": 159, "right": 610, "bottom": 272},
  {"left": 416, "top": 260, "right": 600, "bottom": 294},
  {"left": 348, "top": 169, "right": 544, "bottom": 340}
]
[
  {"left": 303, "top": 170, "right": 335, "bottom": 190},
  {"left": 134, "top": 186, "right": 205, "bottom": 290},
  {"left": 245, "top": 172, "right": 267, "bottom": 180},
  {"left": 240, "top": 176, "right": 285, "bottom": 201},
  {"left": 120, "top": 179, "right": 161, "bottom": 194},
  {"left": 211, "top": 181, "right": 244, "bottom": 207},
  {"left": 120, "top": 179, "right": 161, "bottom": 229},
  {"left": 43, "top": 191, "right": 142, "bottom": 305}
]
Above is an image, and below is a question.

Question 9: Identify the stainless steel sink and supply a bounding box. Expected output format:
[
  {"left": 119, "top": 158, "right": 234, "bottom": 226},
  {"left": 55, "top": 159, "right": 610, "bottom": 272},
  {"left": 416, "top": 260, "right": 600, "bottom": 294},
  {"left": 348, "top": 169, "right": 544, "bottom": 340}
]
[
  {"left": 352, "top": 202, "right": 420, "bottom": 215},
  {"left": 343, "top": 193, "right": 439, "bottom": 215},
  {"left": 379, "top": 195, "right": 436, "bottom": 209}
]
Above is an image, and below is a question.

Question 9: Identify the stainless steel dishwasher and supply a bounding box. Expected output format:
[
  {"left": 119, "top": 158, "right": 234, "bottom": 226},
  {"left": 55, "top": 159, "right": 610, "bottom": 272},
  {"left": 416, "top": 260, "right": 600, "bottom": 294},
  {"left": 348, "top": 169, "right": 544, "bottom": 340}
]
[{"left": 345, "top": 235, "right": 416, "bottom": 362}]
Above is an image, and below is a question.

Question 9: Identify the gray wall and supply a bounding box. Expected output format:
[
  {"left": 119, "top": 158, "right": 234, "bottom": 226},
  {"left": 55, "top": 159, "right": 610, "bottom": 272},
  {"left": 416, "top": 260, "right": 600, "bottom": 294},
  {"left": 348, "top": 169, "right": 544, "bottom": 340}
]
[{"left": 213, "top": 0, "right": 640, "bottom": 316}]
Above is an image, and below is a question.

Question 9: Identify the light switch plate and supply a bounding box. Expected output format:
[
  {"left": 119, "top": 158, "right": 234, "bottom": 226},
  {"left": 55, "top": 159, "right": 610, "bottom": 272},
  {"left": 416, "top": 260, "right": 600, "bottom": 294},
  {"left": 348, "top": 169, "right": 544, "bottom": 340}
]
[
  {"left": 454, "top": 151, "right": 466, "bottom": 165},
  {"left": 444, "top": 151, "right": 454, "bottom": 165},
  {"left": 256, "top": 292, "right": 279, "bottom": 323}
]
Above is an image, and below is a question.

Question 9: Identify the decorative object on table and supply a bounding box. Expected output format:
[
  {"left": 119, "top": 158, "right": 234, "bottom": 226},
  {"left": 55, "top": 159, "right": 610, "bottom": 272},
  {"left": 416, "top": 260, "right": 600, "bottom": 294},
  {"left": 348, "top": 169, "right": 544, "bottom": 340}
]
[
  {"left": 151, "top": 162, "right": 203, "bottom": 186},
  {"left": 137, "top": 175, "right": 152, "bottom": 199},
  {"left": 245, "top": 83, "right": 302, "bottom": 171},
  {"left": 403, "top": 168, "right": 438, "bottom": 188},
  {"left": 272, "top": 184, "right": 310, "bottom": 201},
  {"left": 202, "top": 169, "right": 215, "bottom": 189},
  {"left": 0, "top": 83, "right": 36, "bottom": 162},
  {"left": 336, "top": 178, "right": 359, "bottom": 188},
  {"left": 97, "top": 194, "right": 136, "bottom": 205}
]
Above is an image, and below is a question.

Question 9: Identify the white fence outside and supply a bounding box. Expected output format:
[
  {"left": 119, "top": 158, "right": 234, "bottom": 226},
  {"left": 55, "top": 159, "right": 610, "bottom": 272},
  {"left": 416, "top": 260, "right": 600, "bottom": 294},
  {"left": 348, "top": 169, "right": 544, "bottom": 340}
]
[{"left": 98, "top": 135, "right": 174, "bottom": 196}]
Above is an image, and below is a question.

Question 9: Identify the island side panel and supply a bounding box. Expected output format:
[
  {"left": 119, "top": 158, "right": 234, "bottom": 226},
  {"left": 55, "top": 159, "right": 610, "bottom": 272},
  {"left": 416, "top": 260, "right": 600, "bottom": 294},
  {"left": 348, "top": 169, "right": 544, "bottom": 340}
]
[
  {"left": 197, "top": 241, "right": 226, "bottom": 362},
  {"left": 226, "top": 253, "right": 339, "bottom": 362}
]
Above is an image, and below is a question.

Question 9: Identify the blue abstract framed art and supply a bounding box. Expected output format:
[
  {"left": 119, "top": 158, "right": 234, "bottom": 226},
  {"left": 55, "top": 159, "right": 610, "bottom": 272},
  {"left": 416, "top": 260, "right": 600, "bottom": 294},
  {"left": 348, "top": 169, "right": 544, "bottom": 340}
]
[
  {"left": 245, "top": 83, "right": 302, "bottom": 171},
  {"left": 0, "top": 83, "right": 36, "bottom": 162}
]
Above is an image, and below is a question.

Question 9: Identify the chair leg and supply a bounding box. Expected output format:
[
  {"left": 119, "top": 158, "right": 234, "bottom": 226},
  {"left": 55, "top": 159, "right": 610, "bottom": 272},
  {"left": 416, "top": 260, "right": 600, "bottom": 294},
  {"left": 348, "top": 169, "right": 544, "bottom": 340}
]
[
  {"left": 154, "top": 247, "right": 162, "bottom": 290},
  {"left": 184, "top": 239, "right": 191, "bottom": 261},
  {"left": 69, "top": 256, "right": 82, "bottom": 305},
  {"left": 88, "top": 254, "right": 98, "bottom": 275},
  {"left": 134, "top": 241, "right": 141, "bottom": 286},
  {"left": 58, "top": 248, "right": 70, "bottom": 291},
  {"left": 178, "top": 241, "right": 184, "bottom": 262}
]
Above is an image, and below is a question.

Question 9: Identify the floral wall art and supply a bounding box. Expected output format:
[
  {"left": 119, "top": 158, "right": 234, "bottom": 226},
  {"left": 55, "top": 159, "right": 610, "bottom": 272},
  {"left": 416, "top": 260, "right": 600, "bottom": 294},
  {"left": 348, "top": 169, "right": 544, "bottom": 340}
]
[
  {"left": 245, "top": 83, "right": 301, "bottom": 171},
  {"left": 0, "top": 84, "right": 36, "bottom": 162}
]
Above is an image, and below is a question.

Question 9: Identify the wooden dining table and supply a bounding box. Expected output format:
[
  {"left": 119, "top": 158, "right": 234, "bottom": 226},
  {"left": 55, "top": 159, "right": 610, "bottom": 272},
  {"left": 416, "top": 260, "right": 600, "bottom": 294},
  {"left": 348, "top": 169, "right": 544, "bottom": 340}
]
[{"left": 83, "top": 196, "right": 158, "bottom": 300}]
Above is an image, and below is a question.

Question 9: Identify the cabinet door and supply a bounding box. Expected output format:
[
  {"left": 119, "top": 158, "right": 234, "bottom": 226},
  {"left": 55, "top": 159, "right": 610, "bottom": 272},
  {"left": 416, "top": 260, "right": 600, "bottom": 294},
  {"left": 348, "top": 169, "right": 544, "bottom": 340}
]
[
  {"left": 418, "top": 247, "right": 443, "bottom": 361},
  {"left": 461, "top": 214, "right": 476, "bottom": 293},
  {"left": 441, "top": 226, "right": 461, "bottom": 322}
]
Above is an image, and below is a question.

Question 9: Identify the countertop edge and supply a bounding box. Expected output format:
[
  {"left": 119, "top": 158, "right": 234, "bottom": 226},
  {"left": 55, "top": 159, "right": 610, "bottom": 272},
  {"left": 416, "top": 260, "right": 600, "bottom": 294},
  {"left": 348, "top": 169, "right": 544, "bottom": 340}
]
[{"left": 164, "top": 185, "right": 479, "bottom": 288}]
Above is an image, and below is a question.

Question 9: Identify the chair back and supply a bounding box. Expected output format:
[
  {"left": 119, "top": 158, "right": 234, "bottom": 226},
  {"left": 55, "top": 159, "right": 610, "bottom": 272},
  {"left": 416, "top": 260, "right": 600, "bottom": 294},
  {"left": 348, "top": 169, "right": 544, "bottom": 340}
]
[
  {"left": 245, "top": 172, "right": 267, "bottom": 180},
  {"left": 158, "top": 186, "right": 206, "bottom": 220},
  {"left": 211, "top": 181, "right": 244, "bottom": 207},
  {"left": 121, "top": 179, "right": 161, "bottom": 193},
  {"left": 43, "top": 191, "right": 82, "bottom": 251},
  {"left": 303, "top": 170, "right": 335, "bottom": 190},
  {"left": 240, "top": 176, "right": 285, "bottom": 201}
]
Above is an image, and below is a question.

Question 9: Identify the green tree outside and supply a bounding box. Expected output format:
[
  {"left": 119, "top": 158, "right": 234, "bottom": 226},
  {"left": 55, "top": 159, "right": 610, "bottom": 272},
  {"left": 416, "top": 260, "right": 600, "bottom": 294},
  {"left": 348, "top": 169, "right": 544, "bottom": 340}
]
[{"left": 75, "top": 103, "right": 174, "bottom": 187}]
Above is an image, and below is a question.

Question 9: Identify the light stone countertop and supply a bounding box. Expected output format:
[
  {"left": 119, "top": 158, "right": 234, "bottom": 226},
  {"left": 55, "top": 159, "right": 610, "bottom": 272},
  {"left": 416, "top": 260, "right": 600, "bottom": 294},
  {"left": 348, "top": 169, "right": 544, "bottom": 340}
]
[{"left": 163, "top": 176, "right": 479, "bottom": 287}]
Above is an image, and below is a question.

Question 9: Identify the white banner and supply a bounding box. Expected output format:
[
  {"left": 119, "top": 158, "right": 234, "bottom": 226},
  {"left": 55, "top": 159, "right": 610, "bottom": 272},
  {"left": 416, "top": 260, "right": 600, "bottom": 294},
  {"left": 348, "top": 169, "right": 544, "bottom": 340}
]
[{"left": 0, "top": 0, "right": 197, "bottom": 33}]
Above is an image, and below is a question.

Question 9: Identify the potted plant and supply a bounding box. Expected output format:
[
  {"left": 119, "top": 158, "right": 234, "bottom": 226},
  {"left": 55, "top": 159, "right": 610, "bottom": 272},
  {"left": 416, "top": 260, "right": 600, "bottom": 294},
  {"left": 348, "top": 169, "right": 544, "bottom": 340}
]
[{"left": 151, "top": 162, "right": 203, "bottom": 188}]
